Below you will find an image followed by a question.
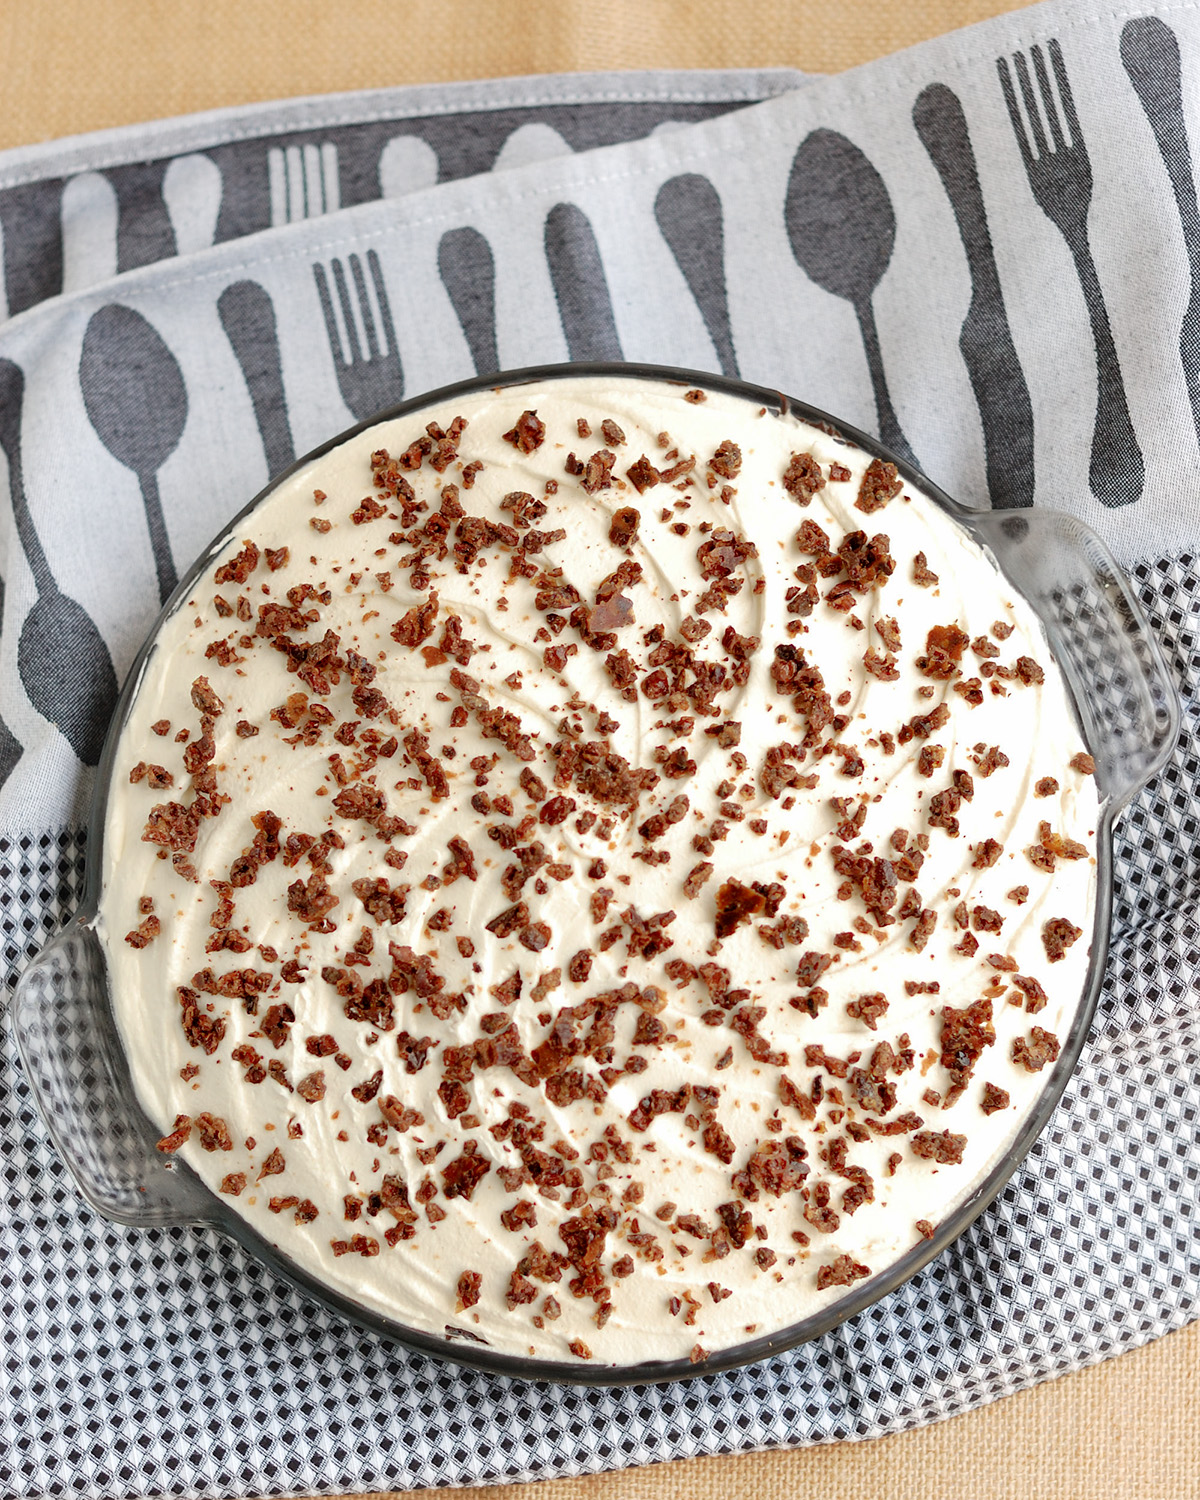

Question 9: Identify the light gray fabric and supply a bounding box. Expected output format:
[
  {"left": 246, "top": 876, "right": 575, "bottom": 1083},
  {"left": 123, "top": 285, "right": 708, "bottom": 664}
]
[{"left": 0, "top": 68, "right": 805, "bottom": 320}]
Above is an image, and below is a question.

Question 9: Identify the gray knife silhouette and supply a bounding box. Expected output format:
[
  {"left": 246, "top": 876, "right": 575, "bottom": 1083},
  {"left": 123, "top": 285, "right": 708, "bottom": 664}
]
[
  {"left": 0, "top": 358, "right": 117, "bottom": 766},
  {"left": 785, "top": 129, "right": 917, "bottom": 468},
  {"left": 544, "top": 202, "right": 623, "bottom": 361},
  {"left": 0, "top": 573, "right": 22, "bottom": 789},
  {"left": 109, "top": 162, "right": 177, "bottom": 272},
  {"left": 654, "top": 174, "right": 739, "bottom": 378},
  {"left": 914, "top": 83, "right": 1034, "bottom": 508},
  {"left": 217, "top": 280, "right": 295, "bottom": 476},
  {"left": 0, "top": 710, "right": 21, "bottom": 788},
  {"left": 438, "top": 227, "right": 499, "bottom": 375},
  {"left": 80, "top": 305, "right": 188, "bottom": 603},
  {"left": 1121, "top": 17, "right": 1200, "bottom": 449},
  {"left": 0, "top": 180, "right": 64, "bottom": 318}
]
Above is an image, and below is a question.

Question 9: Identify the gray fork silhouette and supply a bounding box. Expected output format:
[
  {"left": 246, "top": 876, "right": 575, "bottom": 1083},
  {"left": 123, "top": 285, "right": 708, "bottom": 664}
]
[
  {"left": 312, "top": 249, "right": 403, "bottom": 420},
  {"left": 998, "top": 39, "right": 1144, "bottom": 507}
]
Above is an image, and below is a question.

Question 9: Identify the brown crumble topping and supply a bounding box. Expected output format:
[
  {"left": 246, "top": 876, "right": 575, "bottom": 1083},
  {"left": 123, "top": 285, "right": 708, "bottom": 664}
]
[
  {"left": 981, "top": 1082, "right": 1010, "bottom": 1114},
  {"left": 816, "top": 1253, "right": 870, "bottom": 1290},
  {"left": 782, "top": 453, "right": 825, "bottom": 505},
  {"left": 910, "top": 1129, "right": 967, "bottom": 1164},
  {"left": 912, "top": 553, "right": 938, "bottom": 586},
  {"left": 1042, "top": 918, "right": 1082, "bottom": 963},
  {"left": 856, "top": 459, "right": 902, "bottom": 514},
  {"left": 503, "top": 411, "right": 545, "bottom": 453},
  {"left": 1013, "top": 1027, "right": 1060, "bottom": 1072}
]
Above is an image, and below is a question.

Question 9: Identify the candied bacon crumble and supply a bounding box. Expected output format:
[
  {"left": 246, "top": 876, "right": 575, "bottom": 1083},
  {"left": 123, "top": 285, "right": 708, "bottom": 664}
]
[
  {"left": 981, "top": 1082, "right": 1010, "bottom": 1114},
  {"left": 502, "top": 410, "right": 545, "bottom": 452},
  {"left": 156, "top": 1115, "right": 191, "bottom": 1153},
  {"left": 1043, "top": 918, "right": 1082, "bottom": 962},
  {"left": 609, "top": 507, "right": 640, "bottom": 549},
  {"left": 816, "top": 1253, "right": 870, "bottom": 1290},
  {"left": 782, "top": 452, "right": 825, "bottom": 504},
  {"left": 916, "top": 624, "right": 969, "bottom": 679},
  {"left": 913, "top": 552, "right": 938, "bottom": 586},
  {"left": 911, "top": 1129, "right": 967, "bottom": 1164},
  {"left": 846, "top": 994, "right": 888, "bottom": 1031},
  {"left": 856, "top": 459, "right": 902, "bottom": 513},
  {"left": 713, "top": 878, "right": 768, "bottom": 938},
  {"left": 1013, "top": 1027, "right": 1060, "bottom": 1072},
  {"left": 125, "top": 913, "right": 161, "bottom": 948}
]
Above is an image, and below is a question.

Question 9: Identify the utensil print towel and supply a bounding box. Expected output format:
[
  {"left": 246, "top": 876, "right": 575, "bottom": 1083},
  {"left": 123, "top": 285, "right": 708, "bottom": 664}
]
[
  {"left": 998, "top": 38, "right": 1145, "bottom": 506},
  {"left": 0, "top": 6, "right": 1199, "bottom": 1497},
  {"left": 3, "top": 1, "right": 1199, "bottom": 821},
  {"left": 216, "top": 281, "right": 296, "bottom": 476},
  {"left": 0, "top": 66, "right": 801, "bottom": 792},
  {"left": 784, "top": 127, "right": 920, "bottom": 466},
  {"left": 79, "top": 305, "right": 189, "bottom": 602},
  {"left": 912, "top": 82, "right": 1035, "bottom": 509},
  {"left": 0, "top": 69, "right": 804, "bottom": 323},
  {"left": 1120, "top": 14, "right": 1200, "bottom": 447},
  {"left": 655, "top": 173, "right": 741, "bottom": 378}
]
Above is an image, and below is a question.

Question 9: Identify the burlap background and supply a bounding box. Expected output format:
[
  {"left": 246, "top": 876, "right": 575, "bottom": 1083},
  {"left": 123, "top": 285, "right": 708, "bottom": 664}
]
[{"left": 1, "top": 1, "right": 1195, "bottom": 1496}]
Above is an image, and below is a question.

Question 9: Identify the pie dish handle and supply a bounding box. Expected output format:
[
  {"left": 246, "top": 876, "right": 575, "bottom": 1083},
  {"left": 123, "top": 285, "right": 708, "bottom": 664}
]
[
  {"left": 11, "top": 914, "right": 220, "bottom": 1228},
  {"left": 969, "top": 508, "right": 1181, "bottom": 811}
]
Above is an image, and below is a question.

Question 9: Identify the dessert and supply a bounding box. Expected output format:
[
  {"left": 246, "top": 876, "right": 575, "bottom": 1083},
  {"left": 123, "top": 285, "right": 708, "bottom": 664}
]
[{"left": 98, "top": 374, "right": 1099, "bottom": 1367}]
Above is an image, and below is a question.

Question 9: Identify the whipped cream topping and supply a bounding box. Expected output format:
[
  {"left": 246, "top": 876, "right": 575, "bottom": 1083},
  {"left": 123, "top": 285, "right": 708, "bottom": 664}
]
[{"left": 98, "top": 376, "right": 1099, "bottom": 1367}]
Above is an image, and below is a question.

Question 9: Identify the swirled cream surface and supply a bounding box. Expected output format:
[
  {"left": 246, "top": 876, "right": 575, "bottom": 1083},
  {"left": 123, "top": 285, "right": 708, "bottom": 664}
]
[{"left": 99, "top": 376, "right": 1099, "bottom": 1367}]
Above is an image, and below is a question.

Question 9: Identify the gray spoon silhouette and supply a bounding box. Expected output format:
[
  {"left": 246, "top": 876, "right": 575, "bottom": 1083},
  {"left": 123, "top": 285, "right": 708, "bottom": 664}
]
[
  {"left": 785, "top": 129, "right": 917, "bottom": 467},
  {"left": 544, "top": 202, "right": 623, "bottom": 361},
  {"left": 0, "top": 358, "right": 117, "bottom": 766},
  {"left": 80, "top": 304, "right": 187, "bottom": 603},
  {"left": 654, "top": 174, "right": 739, "bottom": 378}
]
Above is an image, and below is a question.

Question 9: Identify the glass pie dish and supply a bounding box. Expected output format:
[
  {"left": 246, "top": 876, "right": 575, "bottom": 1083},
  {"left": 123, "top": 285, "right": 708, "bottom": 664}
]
[{"left": 12, "top": 362, "right": 1180, "bottom": 1385}]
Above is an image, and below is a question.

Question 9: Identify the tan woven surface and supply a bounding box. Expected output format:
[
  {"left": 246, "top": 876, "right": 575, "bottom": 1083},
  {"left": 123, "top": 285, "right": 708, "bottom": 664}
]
[
  {"left": 400, "top": 1317, "right": 1198, "bottom": 1500},
  {"left": 0, "top": 0, "right": 1040, "bottom": 148},
  {"left": 1, "top": 1, "right": 1196, "bottom": 1494}
]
